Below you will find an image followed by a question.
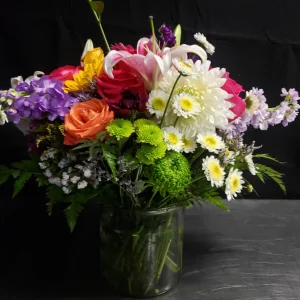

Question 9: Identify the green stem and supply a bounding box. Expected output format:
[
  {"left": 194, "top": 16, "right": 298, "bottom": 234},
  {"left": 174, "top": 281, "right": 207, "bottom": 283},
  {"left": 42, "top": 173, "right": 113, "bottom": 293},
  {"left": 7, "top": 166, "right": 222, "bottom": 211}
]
[
  {"left": 144, "top": 190, "right": 158, "bottom": 210},
  {"left": 190, "top": 175, "right": 205, "bottom": 184},
  {"left": 174, "top": 117, "right": 179, "bottom": 127},
  {"left": 159, "top": 74, "right": 182, "bottom": 128},
  {"left": 190, "top": 148, "right": 205, "bottom": 165},
  {"left": 97, "top": 16, "right": 110, "bottom": 53},
  {"left": 149, "top": 16, "right": 156, "bottom": 54}
]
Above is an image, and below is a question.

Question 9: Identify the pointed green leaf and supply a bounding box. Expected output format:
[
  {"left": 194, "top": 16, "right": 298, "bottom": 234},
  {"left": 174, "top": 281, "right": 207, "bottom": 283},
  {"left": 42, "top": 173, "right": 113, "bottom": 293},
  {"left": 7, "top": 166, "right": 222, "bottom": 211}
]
[
  {"left": 64, "top": 201, "right": 84, "bottom": 232},
  {"left": 89, "top": 0, "right": 104, "bottom": 17},
  {"left": 0, "top": 173, "right": 11, "bottom": 185},
  {"left": 13, "top": 172, "right": 32, "bottom": 198},
  {"left": 174, "top": 24, "right": 182, "bottom": 46},
  {"left": 101, "top": 144, "right": 117, "bottom": 179},
  {"left": 46, "top": 185, "right": 64, "bottom": 216}
]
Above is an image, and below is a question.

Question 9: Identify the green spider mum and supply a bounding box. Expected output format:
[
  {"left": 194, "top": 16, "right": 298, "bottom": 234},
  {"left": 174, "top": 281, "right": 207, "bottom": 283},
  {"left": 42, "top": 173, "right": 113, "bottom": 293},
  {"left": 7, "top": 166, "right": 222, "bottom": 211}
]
[
  {"left": 134, "top": 118, "right": 157, "bottom": 129},
  {"left": 136, "top": 124, "right": 164, "bottom": 146},
  {"left": 151, "top": 151, "right": 191, "bottom": 195},
  {"left": 136, "top": 143, "right": 167, "bottom": 165},
  {"left": 106, "top": 119, "right": 134, "bottom": 140}
]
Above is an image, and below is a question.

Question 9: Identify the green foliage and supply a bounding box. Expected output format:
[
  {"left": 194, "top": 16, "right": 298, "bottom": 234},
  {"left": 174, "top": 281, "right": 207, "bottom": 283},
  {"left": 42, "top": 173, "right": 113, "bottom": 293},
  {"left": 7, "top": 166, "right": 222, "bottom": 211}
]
[
  {"left": 254, "top": 153, "right": 285, "bottom": 164},
  {"left": 46, "top": 185, "right": 64, "bottom": 216},
  {"left": 255, "top": 163, "right": 286, "bottom": 194},
  {"left": 64, "top": 193, "right": 86, "bottom": 232},
  {"left": 188, "top": 178, "right": 230, "bottom": 212},
  {"left": 89, "top": 0, "right": 104, "bottom": 18},
  {"left": 13, "top": 172, "right": 32, "bottom": 198},
  {"left": 102, "top": 144, "right": 117, "bottom": 180}
]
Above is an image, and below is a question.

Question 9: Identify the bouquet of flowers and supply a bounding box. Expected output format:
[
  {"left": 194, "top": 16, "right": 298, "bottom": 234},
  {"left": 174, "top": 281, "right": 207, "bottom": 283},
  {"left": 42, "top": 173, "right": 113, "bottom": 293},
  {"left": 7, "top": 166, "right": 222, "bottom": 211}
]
[{"left": 0, "top": 1, "right": 299, "bottom": 297}]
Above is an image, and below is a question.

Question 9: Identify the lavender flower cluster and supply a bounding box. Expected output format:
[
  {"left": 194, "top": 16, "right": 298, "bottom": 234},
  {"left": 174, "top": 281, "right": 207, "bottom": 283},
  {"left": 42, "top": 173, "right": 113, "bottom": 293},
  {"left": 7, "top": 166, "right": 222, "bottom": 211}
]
[
  {"left": 227, "top": 87, "right": 300, "bottom": 137},
  {"left": 1, "top": 76, "right": 78, "bottom": 124}
]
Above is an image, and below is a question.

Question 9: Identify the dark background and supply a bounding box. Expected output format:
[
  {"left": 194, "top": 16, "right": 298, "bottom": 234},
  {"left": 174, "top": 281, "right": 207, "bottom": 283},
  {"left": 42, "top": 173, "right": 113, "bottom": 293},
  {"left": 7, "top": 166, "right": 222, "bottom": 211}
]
[{"left": 0, "top": 0, "right": 299, "bottom": 297}]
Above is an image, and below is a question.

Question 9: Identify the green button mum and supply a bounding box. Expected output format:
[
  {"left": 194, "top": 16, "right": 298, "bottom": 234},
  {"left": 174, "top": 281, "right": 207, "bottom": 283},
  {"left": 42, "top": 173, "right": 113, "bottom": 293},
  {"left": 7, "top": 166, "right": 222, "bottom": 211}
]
[
  {"left": 106, "top": 119, "right": 134, "bottom": 140},
  {"left": 152, "top": 151, "right": 192, "bottom": 195},
  {"left": 136, "top": 143, "right": 167, "bottom": 165},
  {"left": 136, "top": 124, "right": 164, "bottom": 146}
]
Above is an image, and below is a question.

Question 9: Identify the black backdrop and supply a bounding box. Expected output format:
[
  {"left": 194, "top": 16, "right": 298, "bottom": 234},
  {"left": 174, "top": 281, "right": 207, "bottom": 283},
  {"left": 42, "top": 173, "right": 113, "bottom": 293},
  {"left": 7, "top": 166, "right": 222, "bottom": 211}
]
[{"left": 0, "top": 0, "right": 300, "bottom": 296}]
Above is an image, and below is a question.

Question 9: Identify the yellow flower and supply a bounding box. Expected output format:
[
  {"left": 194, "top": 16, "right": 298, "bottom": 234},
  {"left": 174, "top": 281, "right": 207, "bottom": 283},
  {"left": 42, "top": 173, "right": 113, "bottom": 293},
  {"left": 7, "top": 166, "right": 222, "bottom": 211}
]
[{"left": 64, "top": 48, "right": 104, "bottom": 93}]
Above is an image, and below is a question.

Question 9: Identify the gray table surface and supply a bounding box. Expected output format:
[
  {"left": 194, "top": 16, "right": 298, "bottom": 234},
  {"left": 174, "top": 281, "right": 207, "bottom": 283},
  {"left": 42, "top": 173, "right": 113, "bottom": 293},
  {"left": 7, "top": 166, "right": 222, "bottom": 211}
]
[{"left": 2, "top": 200, "right": 300, "bottom": 300}]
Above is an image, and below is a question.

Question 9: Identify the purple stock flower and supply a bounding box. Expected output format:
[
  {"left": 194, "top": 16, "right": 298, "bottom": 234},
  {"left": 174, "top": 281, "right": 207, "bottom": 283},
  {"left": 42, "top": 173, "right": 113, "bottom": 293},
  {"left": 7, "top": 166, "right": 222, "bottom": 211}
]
[
  {"left": 10, "top": 76, "right": 78, "bottom": 124},
  {"left": 281, "top": 88, "right": 300, "bottom": 102},
  {"left": 159, "top": 24, "right": 176, "bottom": 47}
]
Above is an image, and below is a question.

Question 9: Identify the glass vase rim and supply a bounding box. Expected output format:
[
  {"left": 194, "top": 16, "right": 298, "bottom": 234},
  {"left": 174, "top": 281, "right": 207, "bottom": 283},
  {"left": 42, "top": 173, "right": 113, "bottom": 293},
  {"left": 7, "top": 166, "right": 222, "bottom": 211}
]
[{"left": 103, "top": 205, "right": 184, "bottom": 216}]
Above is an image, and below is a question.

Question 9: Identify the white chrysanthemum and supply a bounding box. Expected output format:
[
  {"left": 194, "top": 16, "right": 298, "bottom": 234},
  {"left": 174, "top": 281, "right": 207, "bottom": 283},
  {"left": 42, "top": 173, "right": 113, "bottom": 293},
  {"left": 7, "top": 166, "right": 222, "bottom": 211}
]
[
  {"left": 78, "top": 180, "right": 88, "bottom": 189},
  {"left": 159, "top": 61, "right": 234, "bottom": 137},
  {"left": 172, "top": 58, "right": 195, "bottom": 76},
  {"left": 245, "top": 154, "right": 256, "bottom": 175},
  {"left": 245, "top": 90, "right": 260, "bottom": 116},
  {"left": 172, "top": 92, "right": 201, "bottom": 118},
  {"left": 194, "top": 33, "right": 215, "bottom": 55},
  {"left": 202, "top": 156, "right": 225, "bottom": 187},
  {"left": 146, "top": 90, "right": 169, "bottom": 117},
  {"left": 225, "top": 168, "right": 244, "bottom": 200},
  {"left": 197, "top": 133, "right": 225, "bottom": 153},
  {"left": 163, "top": 126, "right": 183, "bottom": 152},
  {"left": 182, "top": 136, "right": 197, "bottom": 153}
]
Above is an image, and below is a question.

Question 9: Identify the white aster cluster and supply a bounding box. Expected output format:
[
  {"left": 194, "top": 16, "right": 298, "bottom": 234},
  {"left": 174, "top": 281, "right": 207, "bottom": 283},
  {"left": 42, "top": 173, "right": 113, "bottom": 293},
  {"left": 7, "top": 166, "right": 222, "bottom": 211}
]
[{"left": 39, "top": 149, "right": 111, "bottom": 194}]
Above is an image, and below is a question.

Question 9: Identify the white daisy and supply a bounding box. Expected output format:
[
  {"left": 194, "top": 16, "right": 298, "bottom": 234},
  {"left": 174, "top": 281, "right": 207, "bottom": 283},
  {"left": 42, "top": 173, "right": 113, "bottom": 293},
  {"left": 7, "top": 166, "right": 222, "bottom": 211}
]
[
  {"left": 245, "top": 90, "right": 260, "bottom": 116},
  {"left": 202, "top": 156, "right": 225, "bottom": 187},
  {"left": 172, "top": 92, "right": 201, "bottom": 118},
  {"left": 159, "top": 60, "right": 234, "bottom": 137},
  {"left": 163, "top": 126, "right": 183, "bottom": 152},
  {"left": 197, "top": 133, "right": 225, "bottom": 153},
  {"left": 194, "top": 33, "right": 215, "bottom": 55},
  {"left": 245, "top": 154, "right": 256, "bottom": 175},
  {"left": 172, "top": 58, "right": 195, "bottom": 76},
  {"left": 225, "top": 168, "right": 244, "bottom": 200},
  {"left": 146, "top": 90, "right": 169, "bottom": 117},
  {"left": 182, "top": 136, "right": 197, "bottom": 153}
]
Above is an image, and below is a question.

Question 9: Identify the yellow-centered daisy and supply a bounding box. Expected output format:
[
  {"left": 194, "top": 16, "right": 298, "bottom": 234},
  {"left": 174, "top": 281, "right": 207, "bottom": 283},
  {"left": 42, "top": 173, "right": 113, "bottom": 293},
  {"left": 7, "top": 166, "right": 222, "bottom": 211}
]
[
  {"left": 197, "top": 133, "right": 225, "bottom": 153},
  {"left": 202, "top": 156, "right": 225, "bottom": 187},
  {"left": 225, "top": 168, "right": 244, "bottom": 200},
  {"left": 173, "top": 92, "right": 201, "bottom": 118},
  {"left": 162, "top": 126, "right": 183, "bottom": 152},
  {"left": 182, "top": 136, "right": 197, "bottom": 153},
  {"left": 172, "top": 58, "right": 195, "bottom": 76},
  {"left": 146, "top": 90, "right": 169, "bottom": 117}
]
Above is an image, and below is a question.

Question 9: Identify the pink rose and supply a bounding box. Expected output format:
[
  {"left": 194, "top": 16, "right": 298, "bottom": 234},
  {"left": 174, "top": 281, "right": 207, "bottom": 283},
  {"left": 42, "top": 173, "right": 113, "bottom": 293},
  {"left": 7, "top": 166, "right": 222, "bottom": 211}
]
[
  {"left": 48, "top": 65, "right": 83, "bottom": 82},
  {"left": 222, "top": 73, "right": 246, "bottom": 122}
]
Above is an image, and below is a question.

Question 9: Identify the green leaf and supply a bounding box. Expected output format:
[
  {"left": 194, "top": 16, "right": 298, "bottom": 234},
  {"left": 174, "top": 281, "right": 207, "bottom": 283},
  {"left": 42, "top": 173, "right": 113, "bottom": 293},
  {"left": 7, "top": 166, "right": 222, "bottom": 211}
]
[
  {"left": 0, "top": 173, "right": 11, "bottom": 185},
  {"left": 101, "top": 144, "right": 117, "bottom": 179},
  {"left": 204, "top": 195, "right": 230, "bottom": 212},
  {"left": 254, "top": 153, "right": 285, "bottom": 164},
  {"left": 174, "top": 24, "right": 182, "bottom": 46},
  {"left": 96, "top": 131, "right": 107, "bottom": 141},
  {"left": 36, "top": 175, "right": 48, "bottom": 187},
  {"left": 11, "top": 160, "right": 39, "bottom": 172},
  {"left": 255, "top": 163, "right": 286, "bottom": 194},
  {"left": 71, "top": 142, "right": 94, "bottom": 152},
  {"left": 13, "top": 172, "right": 32, "bottom": 198},
  {"left": 89, "top": 0, "right": 104, "bottom": 17},
  {"left": 11, "top": 170, "right": 20, "bottom": 179},
  {"left": 64, "top": 201, "right": 84, "bottom": 232},
  {"left": 46, "top": 185, "right": 64, "bottom": 216}
]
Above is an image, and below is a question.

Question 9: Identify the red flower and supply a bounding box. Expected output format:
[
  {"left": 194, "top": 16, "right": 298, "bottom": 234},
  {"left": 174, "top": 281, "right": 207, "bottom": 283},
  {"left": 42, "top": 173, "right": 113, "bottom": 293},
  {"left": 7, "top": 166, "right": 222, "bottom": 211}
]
[
  {"left": 222, "top": 73, "right": 246, "bottom": 122},
  {"left": 48, "top": 65, "right": 83, "bottom": 82},
  {"left": 96, "top": 65, "right": 148, "bottom": 115},
  {"left": 111, "top": 43, "right": 136, "bottom": 54}
]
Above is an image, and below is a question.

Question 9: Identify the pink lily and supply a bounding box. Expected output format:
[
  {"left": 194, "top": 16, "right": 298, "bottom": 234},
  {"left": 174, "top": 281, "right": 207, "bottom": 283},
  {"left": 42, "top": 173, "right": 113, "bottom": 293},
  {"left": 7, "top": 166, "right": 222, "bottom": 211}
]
[{"left": 104, "top": 37, "right": 207, "bottom": 91}]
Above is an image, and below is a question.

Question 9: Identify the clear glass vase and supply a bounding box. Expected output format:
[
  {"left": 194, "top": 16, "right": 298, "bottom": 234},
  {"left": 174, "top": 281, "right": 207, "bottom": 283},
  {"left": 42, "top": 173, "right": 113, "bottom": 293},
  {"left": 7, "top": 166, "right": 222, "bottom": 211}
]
[{"left": 100, "top": 206, "right": 184, "bottom": 298}]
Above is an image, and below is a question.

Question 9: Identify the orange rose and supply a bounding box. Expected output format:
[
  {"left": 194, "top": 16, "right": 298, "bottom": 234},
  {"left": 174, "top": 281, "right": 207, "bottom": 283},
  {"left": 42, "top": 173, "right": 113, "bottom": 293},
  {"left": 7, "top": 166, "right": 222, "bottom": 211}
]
[{"left": 64, "top": 98, "right": 114, "bottom": 145}]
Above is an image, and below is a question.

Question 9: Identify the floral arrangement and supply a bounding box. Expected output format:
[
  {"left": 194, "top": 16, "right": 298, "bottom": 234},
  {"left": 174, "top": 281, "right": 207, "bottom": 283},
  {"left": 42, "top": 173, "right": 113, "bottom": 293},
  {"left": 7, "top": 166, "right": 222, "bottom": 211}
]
[{"left": 0, "top": 2, "right": 298, "bottom": 234}]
